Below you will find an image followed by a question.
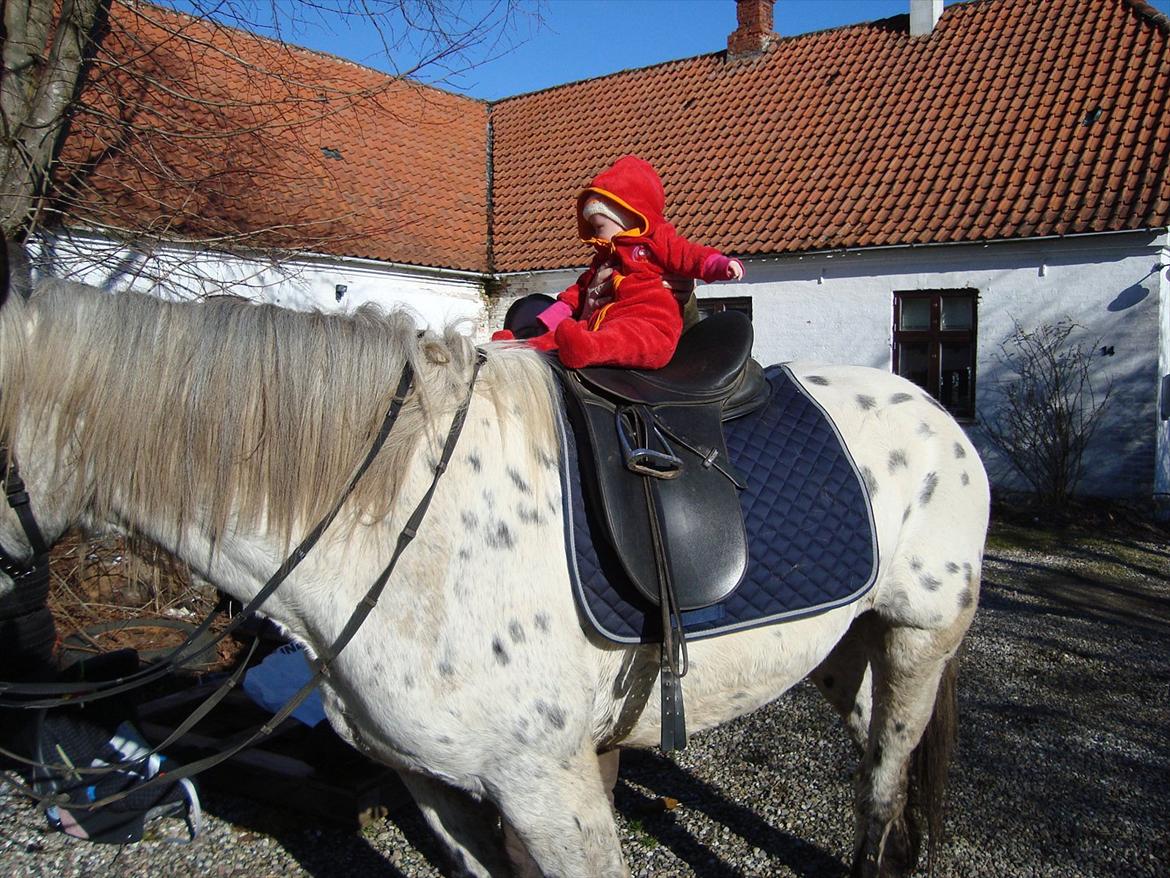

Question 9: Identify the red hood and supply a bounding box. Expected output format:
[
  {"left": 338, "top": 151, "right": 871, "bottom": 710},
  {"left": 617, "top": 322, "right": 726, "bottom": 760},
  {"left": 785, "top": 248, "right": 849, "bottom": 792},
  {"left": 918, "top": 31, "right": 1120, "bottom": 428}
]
[{"left": 576, "top": 155, "right": 666, "bottom": 243}]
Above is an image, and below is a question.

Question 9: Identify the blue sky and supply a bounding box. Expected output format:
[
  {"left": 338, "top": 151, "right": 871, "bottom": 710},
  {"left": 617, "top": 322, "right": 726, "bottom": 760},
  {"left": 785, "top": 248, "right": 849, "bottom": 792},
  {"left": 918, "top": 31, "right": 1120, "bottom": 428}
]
[{"left": 175, "top": 0, "right": 1170, "bottom": 102}]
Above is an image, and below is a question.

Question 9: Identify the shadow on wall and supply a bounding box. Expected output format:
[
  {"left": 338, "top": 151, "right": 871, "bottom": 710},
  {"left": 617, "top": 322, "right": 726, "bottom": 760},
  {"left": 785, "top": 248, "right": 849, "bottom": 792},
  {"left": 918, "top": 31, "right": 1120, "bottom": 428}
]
[{"left": 973, "top": 318, "right": 1155, "bottom": 500}]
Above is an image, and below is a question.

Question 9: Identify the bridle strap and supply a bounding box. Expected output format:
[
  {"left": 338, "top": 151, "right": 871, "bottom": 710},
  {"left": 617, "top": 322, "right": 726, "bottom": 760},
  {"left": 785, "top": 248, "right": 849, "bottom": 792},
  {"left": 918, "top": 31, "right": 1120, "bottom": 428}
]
[
  {"left": 0, "top": 454, "right": 49, "bottom": 580},
  {"left": 3, "top": 349, "right": 487, "bottom": 811},
  {"left": 0, "top": 358, "right": 418, "bottom": 705}
]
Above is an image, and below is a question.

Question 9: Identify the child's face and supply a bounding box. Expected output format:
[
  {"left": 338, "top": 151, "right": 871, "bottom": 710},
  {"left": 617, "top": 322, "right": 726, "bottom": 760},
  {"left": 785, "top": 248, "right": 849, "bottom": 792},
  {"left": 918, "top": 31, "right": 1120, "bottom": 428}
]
[{"left": 587, "top": 213, "right": 625, "bottom": 242}]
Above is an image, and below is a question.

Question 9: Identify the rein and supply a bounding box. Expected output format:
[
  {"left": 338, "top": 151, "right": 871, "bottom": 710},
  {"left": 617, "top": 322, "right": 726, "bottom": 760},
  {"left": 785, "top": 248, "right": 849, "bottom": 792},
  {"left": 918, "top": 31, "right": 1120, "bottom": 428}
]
[{"left": 0, "top": 349, "right": 487, "bottom": 812}]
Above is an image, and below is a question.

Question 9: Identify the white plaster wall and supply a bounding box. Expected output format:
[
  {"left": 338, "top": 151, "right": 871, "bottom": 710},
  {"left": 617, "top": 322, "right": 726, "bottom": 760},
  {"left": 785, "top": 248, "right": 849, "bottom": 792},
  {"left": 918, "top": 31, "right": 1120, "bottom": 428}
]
[
  {"left": 1157, "top": 242, "right": 1170, "bottom": 515},
  {"left": 29, "top": 231, "right": 489, "bottom": 333},
  {"left": 496, "top": 231, "right": 1167, "bottom": 500}
]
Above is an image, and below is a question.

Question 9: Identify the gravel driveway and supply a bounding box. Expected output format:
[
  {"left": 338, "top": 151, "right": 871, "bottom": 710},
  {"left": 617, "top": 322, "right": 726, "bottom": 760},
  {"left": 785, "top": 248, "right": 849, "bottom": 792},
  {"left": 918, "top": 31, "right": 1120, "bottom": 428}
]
[{"left": 2, "top": 517, "right": 1167, "bottom": 877}]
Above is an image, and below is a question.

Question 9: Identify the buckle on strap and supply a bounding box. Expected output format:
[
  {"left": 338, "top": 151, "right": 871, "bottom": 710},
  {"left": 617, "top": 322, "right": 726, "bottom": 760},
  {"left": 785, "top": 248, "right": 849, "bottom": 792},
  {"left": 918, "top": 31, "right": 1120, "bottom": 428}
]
[{"left": 616, "top": 405, "right": 682, "bottom": 479}]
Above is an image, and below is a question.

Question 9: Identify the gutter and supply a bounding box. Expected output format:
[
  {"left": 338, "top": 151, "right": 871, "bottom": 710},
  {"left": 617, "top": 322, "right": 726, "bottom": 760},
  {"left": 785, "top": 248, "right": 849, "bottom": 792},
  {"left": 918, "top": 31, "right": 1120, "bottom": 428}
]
[{"left": 490, "top": 226, "right": 1170, "bottom": 277}]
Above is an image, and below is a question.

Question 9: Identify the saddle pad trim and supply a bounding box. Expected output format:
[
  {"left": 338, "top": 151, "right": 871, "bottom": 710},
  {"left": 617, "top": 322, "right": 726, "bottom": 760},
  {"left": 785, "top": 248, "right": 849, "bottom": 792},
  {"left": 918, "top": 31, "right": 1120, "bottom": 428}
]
[{"left": 557, "top": 364, "right": 881, "bottom": 645}]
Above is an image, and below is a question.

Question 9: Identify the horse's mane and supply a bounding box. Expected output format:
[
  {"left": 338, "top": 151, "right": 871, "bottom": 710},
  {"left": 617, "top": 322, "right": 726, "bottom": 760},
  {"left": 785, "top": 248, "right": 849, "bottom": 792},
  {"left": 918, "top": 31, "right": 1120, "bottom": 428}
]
[{"left": 0, "top": 280, "right": 556, "bottom": 548}]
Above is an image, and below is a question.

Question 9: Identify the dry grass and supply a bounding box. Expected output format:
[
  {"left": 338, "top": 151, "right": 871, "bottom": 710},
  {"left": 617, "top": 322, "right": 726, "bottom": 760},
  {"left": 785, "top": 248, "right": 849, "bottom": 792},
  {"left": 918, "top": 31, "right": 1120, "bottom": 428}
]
[{"left": 46, "top": 530, "right": 247, "bottom": 671}]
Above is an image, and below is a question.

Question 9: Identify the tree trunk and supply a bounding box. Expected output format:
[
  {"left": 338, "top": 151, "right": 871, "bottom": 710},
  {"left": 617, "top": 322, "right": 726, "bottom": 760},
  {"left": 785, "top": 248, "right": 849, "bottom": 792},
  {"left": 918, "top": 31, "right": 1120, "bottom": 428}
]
[{"left": 1, "top": 0, "right": 109, "bottom": 239}]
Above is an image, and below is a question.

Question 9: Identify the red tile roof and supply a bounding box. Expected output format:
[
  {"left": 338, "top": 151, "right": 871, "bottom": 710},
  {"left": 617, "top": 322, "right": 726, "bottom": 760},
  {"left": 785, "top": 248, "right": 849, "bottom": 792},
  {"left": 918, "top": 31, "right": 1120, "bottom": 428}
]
[
  {"left": 490, "top": 0, "right": 1170, "bottom": 271},
  {"left": 59, "top": 2, "right": 488, "bottom": 270}
]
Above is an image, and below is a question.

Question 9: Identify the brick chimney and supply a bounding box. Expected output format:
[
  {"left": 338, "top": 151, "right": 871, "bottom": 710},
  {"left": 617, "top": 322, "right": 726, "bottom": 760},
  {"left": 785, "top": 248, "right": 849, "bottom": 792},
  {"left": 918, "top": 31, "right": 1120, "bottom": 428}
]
[
  {"left": 909, "top": 0, "right": 944, "bottom": 37},
  {"left": 728, "top": 0, "right": 777, "bottom": 57}
]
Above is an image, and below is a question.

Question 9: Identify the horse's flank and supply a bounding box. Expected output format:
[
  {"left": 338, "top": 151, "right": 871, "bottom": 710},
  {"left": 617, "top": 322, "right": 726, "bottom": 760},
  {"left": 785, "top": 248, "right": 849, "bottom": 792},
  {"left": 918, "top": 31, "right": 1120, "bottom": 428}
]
[{"left": 0, "top": 281, "right": 558, "bottom": 550}]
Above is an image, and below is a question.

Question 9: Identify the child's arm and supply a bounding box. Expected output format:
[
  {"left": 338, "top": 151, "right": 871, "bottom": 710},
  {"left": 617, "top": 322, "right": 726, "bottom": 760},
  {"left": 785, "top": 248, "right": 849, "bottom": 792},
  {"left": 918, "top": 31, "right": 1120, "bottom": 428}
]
[{"left": 654, "top": 230, "right": 745, "bottom": 282}]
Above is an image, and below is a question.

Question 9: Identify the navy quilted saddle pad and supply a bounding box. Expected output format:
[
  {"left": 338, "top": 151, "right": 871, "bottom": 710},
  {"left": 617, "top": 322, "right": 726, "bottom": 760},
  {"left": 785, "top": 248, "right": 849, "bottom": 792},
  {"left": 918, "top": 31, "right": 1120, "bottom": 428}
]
[{"left": 558, "top": 364, "right": 879, "bottom": 644}]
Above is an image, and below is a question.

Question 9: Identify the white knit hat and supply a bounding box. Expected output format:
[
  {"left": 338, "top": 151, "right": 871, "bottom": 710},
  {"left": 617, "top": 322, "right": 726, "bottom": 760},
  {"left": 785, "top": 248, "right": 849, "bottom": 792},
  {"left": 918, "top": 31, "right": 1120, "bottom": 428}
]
[{"left": 581, "top": 196, "right": 631, "bottom": 230}]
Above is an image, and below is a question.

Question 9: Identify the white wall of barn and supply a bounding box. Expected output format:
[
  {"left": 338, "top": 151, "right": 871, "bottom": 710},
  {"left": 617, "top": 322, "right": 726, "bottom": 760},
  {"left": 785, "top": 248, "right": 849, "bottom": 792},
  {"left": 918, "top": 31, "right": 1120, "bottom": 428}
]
[
  {"left": 496, "top": 230, "right": 1168, "bottom": 502},
  {"left": 28, "top": 230, "right": 489, "bottom": 331}
]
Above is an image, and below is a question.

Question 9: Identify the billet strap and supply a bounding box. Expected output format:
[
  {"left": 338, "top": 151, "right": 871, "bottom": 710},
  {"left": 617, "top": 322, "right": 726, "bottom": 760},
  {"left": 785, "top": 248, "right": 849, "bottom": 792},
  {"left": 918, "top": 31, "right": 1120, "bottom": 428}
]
[
  {"left": 11, "top": 350, "right": 486, "bottom": 812},
  {"left": 644, "top": 472, "right": 689, "bottom": 752},
  {"left": 0, "top": 360, "right": 417, "bottom": 706}
]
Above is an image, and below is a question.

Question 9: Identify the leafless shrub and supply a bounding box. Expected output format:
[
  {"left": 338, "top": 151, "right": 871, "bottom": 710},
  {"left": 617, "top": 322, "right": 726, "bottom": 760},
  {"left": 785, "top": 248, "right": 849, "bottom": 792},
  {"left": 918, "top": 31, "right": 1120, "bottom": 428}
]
[{"left": 981, "top": 319, "right": 1113, "bottom": 509}]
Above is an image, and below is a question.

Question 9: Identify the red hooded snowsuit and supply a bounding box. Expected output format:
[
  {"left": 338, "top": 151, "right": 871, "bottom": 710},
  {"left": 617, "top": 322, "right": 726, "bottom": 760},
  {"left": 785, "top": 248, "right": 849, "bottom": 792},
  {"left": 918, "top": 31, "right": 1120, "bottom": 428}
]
[{"left": 522, "top": 156, "right": 736, "bottom": 370}]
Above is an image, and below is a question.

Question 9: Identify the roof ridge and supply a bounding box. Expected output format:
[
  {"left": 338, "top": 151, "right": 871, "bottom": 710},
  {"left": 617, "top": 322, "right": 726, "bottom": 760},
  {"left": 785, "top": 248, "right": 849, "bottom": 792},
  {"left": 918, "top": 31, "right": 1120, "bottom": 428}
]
[
  {"left": 489, "top": 6, "right": 939, "bottom": 108},
  {"left": 1123, "top": 0, "right": 1170, "bottom": 33}
]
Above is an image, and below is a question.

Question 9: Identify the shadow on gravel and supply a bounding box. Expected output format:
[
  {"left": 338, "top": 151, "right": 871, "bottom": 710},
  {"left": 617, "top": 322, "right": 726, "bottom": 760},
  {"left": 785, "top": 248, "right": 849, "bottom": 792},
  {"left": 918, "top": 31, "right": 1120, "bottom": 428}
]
[
  {"left": 981, "top": 560, "right": 1170, "bottom": 632},
  {"left": 615, "top": 748, "right": 847, "bottom": 878},
  {"left": 198, "top": 793, "right": 448, "bottom": 878}
]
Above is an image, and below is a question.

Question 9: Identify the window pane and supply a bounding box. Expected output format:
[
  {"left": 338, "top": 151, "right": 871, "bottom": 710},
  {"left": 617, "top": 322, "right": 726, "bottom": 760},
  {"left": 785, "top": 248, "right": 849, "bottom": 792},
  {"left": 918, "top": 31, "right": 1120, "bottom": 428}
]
[
  {"left": 899, "top": 298, "right": 931, "bottom": 330},
  {"left": 940, "top": 297, "right": 973, "bottom": 330},
  {"left": 940, "top": 343, "right": 974, "bottom": 415},
  {"left": 896, "top": 342, "right": 931, "bottom": 390}
]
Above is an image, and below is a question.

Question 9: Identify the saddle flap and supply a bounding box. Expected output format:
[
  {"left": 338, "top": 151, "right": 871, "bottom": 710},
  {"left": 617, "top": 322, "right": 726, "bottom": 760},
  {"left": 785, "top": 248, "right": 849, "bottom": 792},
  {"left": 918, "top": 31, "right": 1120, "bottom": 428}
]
[{"left": 571, "top": 392, "right": 748, "bottom": 611}]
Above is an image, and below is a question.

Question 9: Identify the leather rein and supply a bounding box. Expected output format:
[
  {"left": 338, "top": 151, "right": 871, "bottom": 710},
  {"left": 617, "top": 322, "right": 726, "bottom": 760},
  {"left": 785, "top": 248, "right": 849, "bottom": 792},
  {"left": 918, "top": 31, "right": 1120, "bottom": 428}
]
[{"left": 0, "top": 349, "right": 486, "bottom": 810}]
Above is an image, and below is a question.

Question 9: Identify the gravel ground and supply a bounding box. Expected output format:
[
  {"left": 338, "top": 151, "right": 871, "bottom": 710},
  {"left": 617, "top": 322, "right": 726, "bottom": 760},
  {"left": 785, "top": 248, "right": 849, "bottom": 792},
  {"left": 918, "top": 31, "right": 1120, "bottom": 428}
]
[{"left": 2, "top": 520, "right": 1167, "bottom": 877}]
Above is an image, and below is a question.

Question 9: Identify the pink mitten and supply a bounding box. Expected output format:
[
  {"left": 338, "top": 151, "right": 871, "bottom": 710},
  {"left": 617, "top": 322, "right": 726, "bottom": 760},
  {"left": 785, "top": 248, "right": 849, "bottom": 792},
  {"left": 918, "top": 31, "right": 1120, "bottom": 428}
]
[
  {"left": 537, "top": 301, "right": 573, "bottom": 331},
  {"left": 701, "top": 253, "right": 745, "bottom": 282}
]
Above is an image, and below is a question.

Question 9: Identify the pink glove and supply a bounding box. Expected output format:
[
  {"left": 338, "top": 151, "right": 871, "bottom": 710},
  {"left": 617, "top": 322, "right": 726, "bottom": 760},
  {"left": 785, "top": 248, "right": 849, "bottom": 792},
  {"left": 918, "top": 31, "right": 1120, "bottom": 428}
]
[
  {"left": 537, "top": 301, "right": 573, "bottom": 331},
  {"left": 701, "top": 253, "right": 745, "bottom": 282}
]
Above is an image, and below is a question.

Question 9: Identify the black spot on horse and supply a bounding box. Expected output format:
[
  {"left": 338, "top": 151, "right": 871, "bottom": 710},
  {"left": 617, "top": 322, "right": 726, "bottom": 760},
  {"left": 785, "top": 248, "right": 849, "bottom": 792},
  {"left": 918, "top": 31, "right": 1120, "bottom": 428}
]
[
  {"left": 953, "top": 442, "right": 967, "bottom": 459},
  {"left": 889, "top": 392, "right": 913, "bottom": 404},
  {"left": 909, "top": 557, "right": 923, "bottom": 572},
  {"left": 517, "top": 504, "right": 545, "bottom": 525},
  {"left": 467, "top": 452, "right": 483, "bottom": 472},
  {"left": 806, "top": 375, "right": 830, "bottom": 386},
  {"left": 403, "top": 674, "right": 415, "bottom": 690},
  {"left": 945, "top": 561, "right": 960, "bottom": 574},
  {"left": 860, "top": 466, "right": 879, "bottom": 497},
  {"left": 853, "top": 703, "right": 864, "bottom": 717},
  {"left": 888, "top": 449, "right": 908, "bottom": 472},
  {"left": 958, "top": 587, "right": 975, "bottom": 610},
  {"left": 506, "top": 467, "right": 531, "bottom": 494},
  {"left": 534, "top": 612, "right": 551, "bottom": 633},
  {"left": 438, "top": 661, "right": 454, "bottom": 677},
  {"left": 917, "top": 422, "right": 935, "bottom": 438},
  {"left": 919, "top": 572, "right": 942, "bottom": 591},
  {"left": 961, "top": 471, "right": 970, "bottom": 486},
  {"left": 919, "top": 472, "right": 939, "bottom": 506},
  {"left": 461, "top": 511, "right": 479, "bottom": 529},
  {"left": 894, "top": 721, "right": 906, "bottom": 734},
  {"left": 856, "top": 394, "right": 877, "bottom": 411},
  {"left": 492, "top": 637, "right": 510, "bottom": 665},
  {"left": 509, "top": 620, "right": 526, "bottom": 644},
  {"left": 536, "top": 700, "right": 567, "bottom": 730},
  {"left": 485, "top": 520, "right": 515, "bottom": 550},
  {"left": 902, "top": 504, "right": 912, "bottom": 523}
]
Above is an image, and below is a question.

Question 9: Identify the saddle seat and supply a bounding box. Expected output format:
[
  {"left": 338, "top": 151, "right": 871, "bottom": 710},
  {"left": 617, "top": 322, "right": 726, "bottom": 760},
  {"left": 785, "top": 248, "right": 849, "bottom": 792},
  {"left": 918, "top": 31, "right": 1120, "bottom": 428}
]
[{"left": 575, "top": 310, "right": 767, "bottom": 417}]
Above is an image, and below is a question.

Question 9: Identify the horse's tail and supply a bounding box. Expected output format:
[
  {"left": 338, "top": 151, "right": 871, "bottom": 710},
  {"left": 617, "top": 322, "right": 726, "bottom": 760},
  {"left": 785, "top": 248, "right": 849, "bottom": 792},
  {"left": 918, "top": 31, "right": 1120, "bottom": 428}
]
[{"left": 909, "top": 651, "right": 960, "bottom": 877}]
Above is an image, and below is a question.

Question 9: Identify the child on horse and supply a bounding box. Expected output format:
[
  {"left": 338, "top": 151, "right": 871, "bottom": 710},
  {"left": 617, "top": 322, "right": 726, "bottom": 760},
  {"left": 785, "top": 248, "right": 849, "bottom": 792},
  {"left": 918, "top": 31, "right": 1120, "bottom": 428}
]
[{"left": 494, "top": 155, "right": 744, "bottom": 369}]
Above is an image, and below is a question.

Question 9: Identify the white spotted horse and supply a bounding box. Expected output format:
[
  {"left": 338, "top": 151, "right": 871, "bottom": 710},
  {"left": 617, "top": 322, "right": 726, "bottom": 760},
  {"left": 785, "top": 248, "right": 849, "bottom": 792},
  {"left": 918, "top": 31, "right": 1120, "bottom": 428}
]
[{"left": 0, "top": 257, "right": 988, "bottom": 876}]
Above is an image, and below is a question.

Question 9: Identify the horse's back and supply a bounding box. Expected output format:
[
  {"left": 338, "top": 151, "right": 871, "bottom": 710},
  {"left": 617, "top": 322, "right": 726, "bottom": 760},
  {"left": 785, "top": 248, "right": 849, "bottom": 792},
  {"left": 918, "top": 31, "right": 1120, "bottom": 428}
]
[{"left": 783, "top": 361, "right": 989, "bottom": 630}]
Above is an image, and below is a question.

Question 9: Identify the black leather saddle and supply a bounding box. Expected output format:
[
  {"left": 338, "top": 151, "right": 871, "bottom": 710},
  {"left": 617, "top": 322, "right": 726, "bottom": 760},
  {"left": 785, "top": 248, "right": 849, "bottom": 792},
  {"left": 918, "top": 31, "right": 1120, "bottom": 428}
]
[{"left": 549, "top": 311, "right": 769, "bottom": 750}]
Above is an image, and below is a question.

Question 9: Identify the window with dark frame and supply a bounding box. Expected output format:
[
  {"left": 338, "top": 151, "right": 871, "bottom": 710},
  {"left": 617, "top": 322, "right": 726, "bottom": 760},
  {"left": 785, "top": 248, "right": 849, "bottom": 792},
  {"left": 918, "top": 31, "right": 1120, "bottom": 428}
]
[
  {"left": 892, "top": 289, "right": 977, "bottom": 420},
  {"left": 697, "top": 296, "right": 752, "bottom": 321}
]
